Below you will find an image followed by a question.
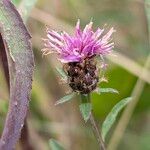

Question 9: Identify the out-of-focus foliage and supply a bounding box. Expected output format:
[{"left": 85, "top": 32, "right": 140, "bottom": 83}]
[
  {"left": 12, "top": 0, "right": 37, "bottom": 21},
  {"left": 0, "top": 0, "right": 150, "bottom": 150}
]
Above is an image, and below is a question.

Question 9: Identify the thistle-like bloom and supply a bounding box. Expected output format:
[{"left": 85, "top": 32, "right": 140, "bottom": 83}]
[{"left": 42, "top": 20, "right": 115, "bottom": 94}]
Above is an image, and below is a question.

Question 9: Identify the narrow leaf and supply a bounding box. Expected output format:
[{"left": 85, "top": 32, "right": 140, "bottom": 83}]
[
  {"left": 49, "top": 139, "right": 65, "bottom": 150},
  {"left": 55, "top": 93, "right": 75, "bottom": 105},
  {"left": 79, "top": 103, "right": 92, "bottom": 122},
  {"left": 102, "top": 97, "right": 132, "bottom": 140},
  {"left": 0, "top": 0, "right": 34, "bottom": 149},
  {"left": 56, "top": 67, "right": 67, "bottom": 81},
  {"left": 96, "top": 88, "right": 119, "bottom": 94}
]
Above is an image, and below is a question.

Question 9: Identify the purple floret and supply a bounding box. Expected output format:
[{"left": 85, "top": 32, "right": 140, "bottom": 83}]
[{"left": 42, "top": 20, "right": 115, "bottom": 63}]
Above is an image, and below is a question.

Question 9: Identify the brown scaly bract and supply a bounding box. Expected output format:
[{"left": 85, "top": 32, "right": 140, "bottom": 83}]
[{"left": 64, "top": 57, "right": 99, "bottom": 94}]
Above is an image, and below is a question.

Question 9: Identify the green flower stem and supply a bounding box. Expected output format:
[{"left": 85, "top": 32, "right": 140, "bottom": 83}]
[{"left": 80, "top": 94, "right": 106, "bottom": 150}]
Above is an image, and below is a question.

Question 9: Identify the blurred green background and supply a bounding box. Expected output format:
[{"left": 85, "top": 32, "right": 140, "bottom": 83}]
[{"left": 0, "top": 0, "right": 150, "bottom": 150}]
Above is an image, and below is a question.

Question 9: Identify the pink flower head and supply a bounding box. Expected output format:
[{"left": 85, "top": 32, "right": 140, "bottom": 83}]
[{"left": 42, "top": 20, "right": 115, "bottom": 63}]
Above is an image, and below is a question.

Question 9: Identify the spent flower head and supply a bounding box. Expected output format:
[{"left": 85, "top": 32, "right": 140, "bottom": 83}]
[{"left": 42, "top": 20, "right": 115, "bottom": 94}]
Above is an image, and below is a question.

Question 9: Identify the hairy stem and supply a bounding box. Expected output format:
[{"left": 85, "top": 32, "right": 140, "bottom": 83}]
[
  {"left": 80, "top": 94, "right": 106, "bottom": 150},
  {"left": 90, "top": 112, "right": 106, "bottom": 150}
]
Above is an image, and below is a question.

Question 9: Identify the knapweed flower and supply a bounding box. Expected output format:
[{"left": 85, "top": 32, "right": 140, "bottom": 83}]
[{"left": 42, "top": 20, "right": 115, "bottom": 94}]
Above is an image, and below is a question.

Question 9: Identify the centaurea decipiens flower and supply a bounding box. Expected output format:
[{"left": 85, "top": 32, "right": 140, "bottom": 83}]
[{"left": 42, "top": 20, "right": 115, "bottom": 94}]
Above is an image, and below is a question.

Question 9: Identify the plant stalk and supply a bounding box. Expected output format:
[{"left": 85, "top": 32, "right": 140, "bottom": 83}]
[{"left": 80, "top": 94, "right": 106, "bottom": 150}]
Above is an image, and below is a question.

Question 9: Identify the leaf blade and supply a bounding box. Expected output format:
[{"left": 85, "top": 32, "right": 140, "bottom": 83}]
[
  {"left": 79, "top": 103, "right": 92, "bottom": 122},
  {"left": 97, "top": 88, "right": 119, "bottom": 94},
  {"left": 56, "top": 67, "right": 67, "bottom": 81},
  {"left": 49, "top": 139, "right": 65, "bottom": 150},
  {"left": 102, "top": 97, "right": 132, "bottom": 140},
  {"left": 55, "top": 93, "right": 75, "bottom": 105}
]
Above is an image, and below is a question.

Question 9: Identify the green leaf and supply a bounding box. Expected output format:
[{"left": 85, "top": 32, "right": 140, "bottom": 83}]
[
  {"left": 49, "top": 139, "right": 65, "bottom": 150},
  {"left": 56, "top": 67, "right": 67, "bottom": 81},
  {"left": 55, "top": 93, "right": 75, "bottom": 105},
  {"left": 102, "top": 97, "right": 132, "bottom": 140},
  {"left": 96, "top": 88, "right": 119, "bottom": 94},
  {"left": 79, "top": 103, "right": 92, "bottom": 122}
]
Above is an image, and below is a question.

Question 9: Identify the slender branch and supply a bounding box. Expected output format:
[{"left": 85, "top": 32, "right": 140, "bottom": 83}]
[{"left": 80, "top": 94, "right": 106, "bottom": 150}]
